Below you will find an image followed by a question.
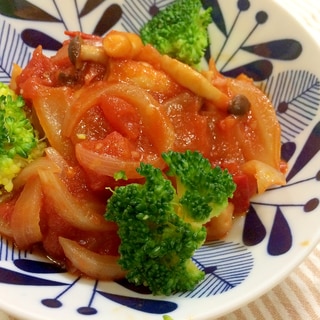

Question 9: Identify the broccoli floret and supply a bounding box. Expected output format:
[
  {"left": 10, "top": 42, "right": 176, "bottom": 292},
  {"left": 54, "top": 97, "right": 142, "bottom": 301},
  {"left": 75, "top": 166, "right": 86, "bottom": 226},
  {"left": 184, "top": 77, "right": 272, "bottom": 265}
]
[
  {"left": 105, "top": 150, "right": 235, "bottom": 295},
  {"left": 114, "top": 170, "right": 128, "bottom": 181},
  {"left": 140, "top": 0, "right": 212, "bottom": 67},
  {"left": 163, "top": 316, "right": 174, "bottom": 320},
  {"left": 0, "top": 83, "right": 45, "bottom": 192},
  {"left": 163, "top": 150, "right": 236, "bottom": 223}
]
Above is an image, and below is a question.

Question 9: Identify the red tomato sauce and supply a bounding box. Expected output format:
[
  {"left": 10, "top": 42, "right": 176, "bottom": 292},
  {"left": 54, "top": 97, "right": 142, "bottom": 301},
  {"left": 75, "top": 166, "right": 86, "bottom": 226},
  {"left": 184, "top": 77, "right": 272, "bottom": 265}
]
[{"left": 2, "top": 34, "right": 284, "bottom": 269}]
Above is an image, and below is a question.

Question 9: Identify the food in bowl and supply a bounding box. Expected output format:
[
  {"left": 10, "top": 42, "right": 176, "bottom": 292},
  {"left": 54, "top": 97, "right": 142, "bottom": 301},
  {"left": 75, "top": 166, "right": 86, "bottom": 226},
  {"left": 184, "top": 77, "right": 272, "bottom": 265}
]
[{"left": 0, "top": 0, "right": 286, "bottom": 295}]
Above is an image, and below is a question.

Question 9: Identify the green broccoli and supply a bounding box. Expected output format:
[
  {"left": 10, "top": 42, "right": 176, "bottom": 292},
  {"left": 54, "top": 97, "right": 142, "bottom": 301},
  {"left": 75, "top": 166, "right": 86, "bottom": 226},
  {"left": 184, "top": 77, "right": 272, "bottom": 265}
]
[
  {"left": 140, "top": 0, "right": 213, "bottom": 67},
  {"left": 105, "top": 150, "right": 235, "bottom": 295},
  {"left": 163, "top": 316, "right": 174, "bottom": 320},
  {"left": 162, "top": 150, "right": 235, "bottom": 223},
  {"left": 0, "top": 83, "right": 45, "bottom": 192}
]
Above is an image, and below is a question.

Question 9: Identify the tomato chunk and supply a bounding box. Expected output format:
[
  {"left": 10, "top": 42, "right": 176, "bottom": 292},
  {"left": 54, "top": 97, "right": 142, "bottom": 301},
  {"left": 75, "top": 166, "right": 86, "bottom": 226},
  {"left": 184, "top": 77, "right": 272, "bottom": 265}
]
[{"left": 231, "top": 173, "right": 257, "bottom": 215}]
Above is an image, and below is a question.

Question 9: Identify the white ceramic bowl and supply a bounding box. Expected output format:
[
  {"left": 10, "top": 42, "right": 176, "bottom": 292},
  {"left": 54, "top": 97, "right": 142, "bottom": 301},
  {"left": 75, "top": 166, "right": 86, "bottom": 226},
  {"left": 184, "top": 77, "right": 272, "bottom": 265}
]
[{"left": 0, "top": 1, "right": 319, "bottom": 319}]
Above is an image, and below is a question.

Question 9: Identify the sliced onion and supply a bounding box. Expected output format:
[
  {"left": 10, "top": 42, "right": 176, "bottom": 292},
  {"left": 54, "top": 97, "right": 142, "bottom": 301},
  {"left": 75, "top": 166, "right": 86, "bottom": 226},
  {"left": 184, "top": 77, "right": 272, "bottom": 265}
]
[
  {"left": 63, "top": 82, "right": 175, "bottom": 153},
  {"left": 44, "top": 147, "right": 71, "bottom": 171},
  {"left": 59, "top": 237, "right": 126, "bottom": 280},
  {"left": 0, "top": 194, "right": 17, "bottom": 238},
  {"left": 38, "top": 169, "right": 116, "bottom": 232},
  {"left": 11, "top": 176, "right": 43, "bottom": 248},
  {"left": 241, "top": 160, "right": 286, "bottom": 194},
  {"left": 75, "top": 143, "right": 166, "bottom": 179},
  {"left": 13, "top": 155, "right": 60, "bottom": 190},
  {"left": 32, "top": 86, "right": 76, "bottom": 162}
]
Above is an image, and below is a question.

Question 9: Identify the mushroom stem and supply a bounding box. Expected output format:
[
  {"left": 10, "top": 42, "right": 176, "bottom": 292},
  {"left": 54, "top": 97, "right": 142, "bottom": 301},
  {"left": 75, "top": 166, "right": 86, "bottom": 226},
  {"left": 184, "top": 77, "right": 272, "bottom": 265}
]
[{"left": 68, "top": 35, "right": 108, "bottom": 68}]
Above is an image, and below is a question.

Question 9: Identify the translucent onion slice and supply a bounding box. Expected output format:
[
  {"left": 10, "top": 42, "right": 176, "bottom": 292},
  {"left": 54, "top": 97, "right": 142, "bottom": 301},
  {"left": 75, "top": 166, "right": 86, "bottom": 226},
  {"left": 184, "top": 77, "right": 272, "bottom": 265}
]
[
  {"left": 228, "top": 78, "right": 282, "bottom": 170},
  {"left": 11, "top": 176, "right": 43, "bottom": 248},
  {"left": 62, "top": 82, "right": 175, "bottom": 153},
  {"left": 75, "top": 143, "right": 142, "bottom": 178},
  {"left": 0, "top": 194, "right": 16, "bottom": 238},
  {"left": 44, "top": 147, "right": 71, "bottom": 171},
  {"left": 59, "top": 237, "right": 126, "bottom": 280},
  {"left": 0, "top": 219, "right": 12, "bottom": 238},
  {"left": 241, "top": 160, "right": 286, "bottom": 194},
  {"left": 32, "top": 86, "right": 76, "bottom": 162},
  {"left": 13, "top": 155, "right": 60, "bottom": 190},
  {"left": 75, "top": 143, "right": 166, "bottom": 179},
  {"left": 38, "top": 169, "right": 116, "bottom": 232}
]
